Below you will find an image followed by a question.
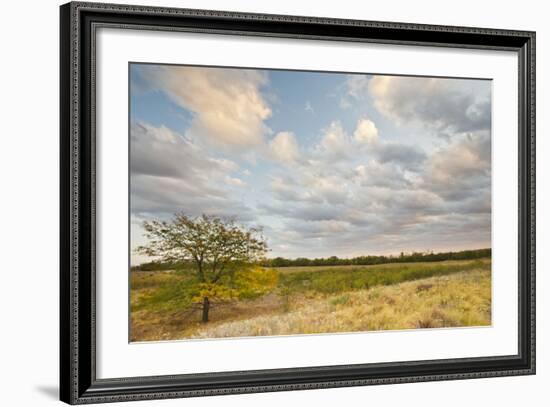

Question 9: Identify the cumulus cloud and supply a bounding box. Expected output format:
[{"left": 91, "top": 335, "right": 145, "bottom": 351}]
[
  {"left": 269, "top": 132, "right": 299, "bottom": 164},
  {"left": 369, "top": 75, "right": 491, "bottom": 136},
  {"left": 315, "top": 121, "right": 350, "bottom": 159},
  {"left": 140, "top": 65, "right": 272, "bottom": 148},
  {"left": 131, "top": 122, "right": 236, "bottom": 180},
  {"left": 130, "top": 122, "right": 254, "bottom": 222},
  {"left": 422, "top": 132, "right": 490, "bottom": 200},
  {"left": 354, "top": 118, "right": 378, "bottom": 144},
  {"left": 310, "top": 118, "right": 424, "bottom": 174},
  {"left": 258, "top": 129, "right": 489, "bottom": 257},
  {"left": 314, "top": 118, "right": 378, "bottom": 161}
]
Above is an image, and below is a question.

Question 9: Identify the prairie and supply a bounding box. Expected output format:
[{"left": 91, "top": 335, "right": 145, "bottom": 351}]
[{"left": 130, "top": 258, "right": 491, "bottom": 341}]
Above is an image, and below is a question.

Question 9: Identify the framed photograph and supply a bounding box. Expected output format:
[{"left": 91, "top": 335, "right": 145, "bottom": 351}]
[{"left": 60, "top": 1, "right": 535, "bottom": 404}]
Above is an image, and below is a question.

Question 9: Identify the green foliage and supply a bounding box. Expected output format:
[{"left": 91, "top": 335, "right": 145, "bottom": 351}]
[
  {"left": 137, "top": 213, "right": 267, "bottom": 271},
  {"left": 135, "top": 213, "right": 269, "bottom": 321},
  {"left": 190, "top": 266, "right": 278, "bottom": 303},
  {"left": 263, "top": 248, "right": 491, "bottom": 268},
  {"left": 132, "top": 267, "right": 278, "bottom": 314},
  {"left": 232, "top": 266, "right": 278, "bottom": 299}
]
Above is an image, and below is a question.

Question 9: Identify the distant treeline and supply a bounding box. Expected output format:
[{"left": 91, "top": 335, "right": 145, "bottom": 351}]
[
  {"left": 262, "top": 248, "right": 491, "bottom": 268},
  {"left": 132, "top": 261, "right": 190, "bottom": 272},
  {"left": 131, "top": 248, "right": 491, "bottom": 271}
]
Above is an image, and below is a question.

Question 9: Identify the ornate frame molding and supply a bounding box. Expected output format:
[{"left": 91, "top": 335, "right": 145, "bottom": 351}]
[{"left": 60, "top": 2, "right": 535, "bottom": 404}]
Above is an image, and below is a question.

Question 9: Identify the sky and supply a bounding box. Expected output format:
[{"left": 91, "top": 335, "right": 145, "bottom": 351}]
[{"left": 129, "top": 63, "right": 492, "bottom": 265}]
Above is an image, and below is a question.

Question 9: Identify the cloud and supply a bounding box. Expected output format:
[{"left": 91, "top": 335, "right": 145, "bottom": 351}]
[
  {"left": 309, "top": 176, "right": 349, "bottom": 205},
  {"left": 225, "top": 176, "right": 247, "bottom": 187},
  {"left": 260, "top": 202, "right": 343, "bottom": 223},
  {"left": 131, "top": 122, "right": 236, "bottom": 179},
  {"left": 314, "top": 119, "right": 374, "bottom": 161},
  {"left": 422, "top": 132, "right": 490, "bottom": 200},
  {"left": 315, "top": 121, "right": 350, "bottom": 159},
  {"left": 374, "top": 142, "right": 427, "bottom": 170},
  {"left": 130, "top": 122, "right": 254, "bottom": 223},
  {"left": 269, "top": 176, "right": 321, "bottom": 204},
  {"left": 270, "top": 176, "right": 306, "bottom": 202},
  {"left": 310, "top": 118, "right": 424, "bottom": 173},
  {"left": 259, "top": 126, "right": 489, "bottom": 257},
  {"left": 354, "top": 118, "right": 378, "bottom": 144},
  {"left": 140, "top": 65, "right": 272, "bottom": 148},
  {"left": 340, "top": 74, "right": 370, "bottom": 108},
  {"left": 291, "top": 219, "right": 352, "bottom": 238},
  {"left": 354, "top": 161, "right": 411, "bottom": 189},
  {"left": 347, "top": 75, "right": 370, "bottom": 99},
  {"left": 368, "top": 75, "right": 491, "bottom": 136},
  {"left": 269, "top": 131, "right": 299, "bottom": 164}
]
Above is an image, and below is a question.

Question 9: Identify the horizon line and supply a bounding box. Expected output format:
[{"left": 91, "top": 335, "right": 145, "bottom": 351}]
[{"left": 130, "top": 246, "right": 491, "bottom": 267}]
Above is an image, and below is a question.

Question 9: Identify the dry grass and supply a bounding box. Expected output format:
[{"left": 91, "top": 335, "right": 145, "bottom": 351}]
[
  {"left": 190, "top": 268, "right": 491, "bottom": 339},
  {"left": 130, "top": 259, "right": 491, "bottom": 341},
  {"left": 131, "top": 292, "right": 285, "bottom": 341}
]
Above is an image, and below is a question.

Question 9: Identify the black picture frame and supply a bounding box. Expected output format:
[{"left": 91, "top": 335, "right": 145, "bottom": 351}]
[{"left": 60, "top": 1, "right": 536, "bottom": 404}]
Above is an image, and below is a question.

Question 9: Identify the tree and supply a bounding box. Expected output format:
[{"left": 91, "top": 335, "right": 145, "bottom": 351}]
[{"left": 136, "top": 213, "right": 273, "bottom": 322}]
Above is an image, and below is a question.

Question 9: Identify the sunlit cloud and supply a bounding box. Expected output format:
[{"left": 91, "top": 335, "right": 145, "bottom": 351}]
[{"left": 136, "top": 65, "right": 272, "bottom": 148}]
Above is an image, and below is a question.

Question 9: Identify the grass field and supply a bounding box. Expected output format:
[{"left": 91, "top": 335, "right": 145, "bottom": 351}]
[{"left": 130, "top": 258, "right": 491, "bottom": 341}]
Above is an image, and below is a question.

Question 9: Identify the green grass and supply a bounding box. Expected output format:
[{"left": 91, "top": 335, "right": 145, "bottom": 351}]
[
  {"left": 275, "top": 259, "right": 489, "bottom": 295},
  {"left": 131, "top": 271, "right": 197, "bottom": 312},
  {"left": 130, "top": 258, "right": 491, "bottom": 341}
]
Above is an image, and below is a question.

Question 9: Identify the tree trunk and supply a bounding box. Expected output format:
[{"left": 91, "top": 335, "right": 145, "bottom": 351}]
[{"left": 201, "top": 297, "right": 210, "bottom": 323}]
